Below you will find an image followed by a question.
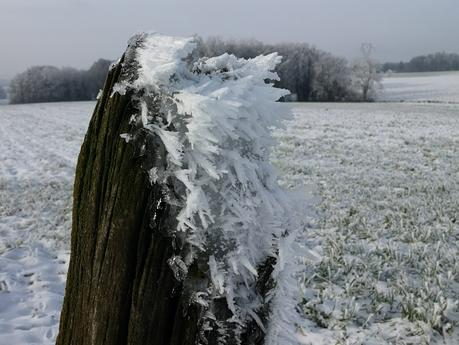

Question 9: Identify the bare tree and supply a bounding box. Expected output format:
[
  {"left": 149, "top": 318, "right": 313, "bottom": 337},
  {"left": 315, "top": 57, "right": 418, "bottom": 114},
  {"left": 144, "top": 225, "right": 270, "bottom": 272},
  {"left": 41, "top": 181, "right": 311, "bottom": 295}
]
[
  {"left": 197, "top": 37, "right": 358, "bottom": 101},
  {"left": 383, "top": 52, "right": 459, "bottom": 72},
  {"left": 352, "top": 43, "right": 381, "bottom": 101},
  {"left": 312, "top": 53, "right": 357, "bottom": 101},
  {"left": 8, "top": 59, "right": 111, "bottom": 104}
]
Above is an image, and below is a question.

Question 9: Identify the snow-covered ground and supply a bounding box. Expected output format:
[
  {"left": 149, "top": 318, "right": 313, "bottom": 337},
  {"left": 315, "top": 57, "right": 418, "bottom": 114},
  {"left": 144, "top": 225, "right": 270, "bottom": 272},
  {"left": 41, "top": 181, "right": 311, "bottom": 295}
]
[
  {"left": 379, "top": 71, "right": 459, "bottom": 103},
  {"left": 0, "top": 101, "right": 94, "bottom": 344},
  {"left": 1, "top": 98, "right": 459, "bottom": 344},
  {"left": 273, "top": 102, "right": 459, "bottom": 344}
]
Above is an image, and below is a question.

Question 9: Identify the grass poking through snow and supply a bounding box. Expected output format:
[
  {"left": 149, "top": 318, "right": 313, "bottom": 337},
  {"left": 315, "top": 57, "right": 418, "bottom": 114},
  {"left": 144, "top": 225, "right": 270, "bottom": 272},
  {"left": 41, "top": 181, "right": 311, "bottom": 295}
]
[{"left": 273, "top": 102, "right": 459, "bottom": 344}]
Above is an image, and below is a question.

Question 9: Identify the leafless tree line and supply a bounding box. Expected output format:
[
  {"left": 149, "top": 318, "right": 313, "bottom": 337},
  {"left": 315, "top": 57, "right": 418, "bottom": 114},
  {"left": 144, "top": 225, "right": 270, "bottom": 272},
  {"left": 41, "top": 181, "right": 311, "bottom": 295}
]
[
  {"left": 7, "top": 59, "right": 111, "bottom": 104},
  {"left": 6, "top": 38, "right": 383, "bottom": 104},
  {"left": 383, "top": 52, "right": 459, "bottom": 73},
  {"left": 196, "top": 37, "right": 380, "bottom": 101}
]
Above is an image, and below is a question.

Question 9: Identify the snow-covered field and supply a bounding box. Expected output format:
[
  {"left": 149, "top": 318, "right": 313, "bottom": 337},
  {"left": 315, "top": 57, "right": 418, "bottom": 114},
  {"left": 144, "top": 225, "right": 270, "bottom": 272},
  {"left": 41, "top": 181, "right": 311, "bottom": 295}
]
[
  {"left": 379, "top": 71, "right": 459, "bottom": 103},
  {"left": 273, "top": 102, "right": 459, "bottom": 344},
  {"left": 1, "top": 99, "right": 459, "bottom": 344},
  {"left": 0, "top": 101, "right": 94, "bottom": 344}
]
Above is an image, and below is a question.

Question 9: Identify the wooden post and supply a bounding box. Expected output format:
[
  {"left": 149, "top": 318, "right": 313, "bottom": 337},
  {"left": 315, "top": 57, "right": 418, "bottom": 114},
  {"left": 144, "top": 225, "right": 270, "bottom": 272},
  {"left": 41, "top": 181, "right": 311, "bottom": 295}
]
[{"left": 56, "top": 36, "right": 273, "bottom": 345}]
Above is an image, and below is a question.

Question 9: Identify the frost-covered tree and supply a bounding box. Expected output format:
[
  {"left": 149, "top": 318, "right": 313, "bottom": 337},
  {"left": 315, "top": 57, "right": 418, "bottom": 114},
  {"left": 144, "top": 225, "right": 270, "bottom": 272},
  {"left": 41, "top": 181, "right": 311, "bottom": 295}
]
[
  {"left": 84, "top": 58, "right": 112, "bottom": 98},
  {"left": 196, "top": 37, "right": 358, "bottom": 102},
  {"left": 8, "top": 59, "right": 111, "bottom": 104},
  {"left": 275, "top": 43, "right": 317, "bottom": 101},
  {"left": 9, "top": 66, "right": 64, "bottom": 104},
  {"left": 352, "top": 43, "right": 382, "bottom": 101},
  {"left": 312, "top": 53, "right": 357, "bottom": 101},
  {"left": 383, "top": 52, "right": 459, "bottom": 72}
]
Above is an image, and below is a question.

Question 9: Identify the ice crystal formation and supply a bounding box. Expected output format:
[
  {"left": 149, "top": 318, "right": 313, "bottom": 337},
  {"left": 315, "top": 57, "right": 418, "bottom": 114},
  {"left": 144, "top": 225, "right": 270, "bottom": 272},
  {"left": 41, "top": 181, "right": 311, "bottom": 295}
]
[{"left": 115, "top": 33, "right": 306, "bottom": 344}]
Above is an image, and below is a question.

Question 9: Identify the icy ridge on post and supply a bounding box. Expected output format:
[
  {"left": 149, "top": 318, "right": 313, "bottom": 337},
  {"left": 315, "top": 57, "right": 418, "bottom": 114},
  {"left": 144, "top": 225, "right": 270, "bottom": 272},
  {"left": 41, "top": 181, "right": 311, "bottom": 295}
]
[{"left": 116, "top": 33, "right": 307, "bottom": 345}]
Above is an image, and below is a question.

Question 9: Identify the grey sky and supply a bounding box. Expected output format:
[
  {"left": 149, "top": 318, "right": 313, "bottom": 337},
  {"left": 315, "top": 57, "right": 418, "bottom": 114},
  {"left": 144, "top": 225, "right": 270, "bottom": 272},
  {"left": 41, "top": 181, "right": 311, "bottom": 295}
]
[{"left": 1, "top": 0, "right": 458, "bottom": 79}]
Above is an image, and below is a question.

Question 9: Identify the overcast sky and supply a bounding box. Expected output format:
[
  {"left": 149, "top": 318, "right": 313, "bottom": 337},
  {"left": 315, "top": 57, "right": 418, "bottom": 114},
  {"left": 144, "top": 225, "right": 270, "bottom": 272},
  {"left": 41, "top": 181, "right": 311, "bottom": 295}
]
[{"left": 1, "top": 0, "right": 458, "bottom": 79}]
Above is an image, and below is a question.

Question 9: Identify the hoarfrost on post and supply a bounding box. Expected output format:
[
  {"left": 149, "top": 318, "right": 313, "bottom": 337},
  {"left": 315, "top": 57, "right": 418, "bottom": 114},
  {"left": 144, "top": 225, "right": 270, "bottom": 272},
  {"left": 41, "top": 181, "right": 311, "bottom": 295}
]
[
  {"left": 119, "top": 32, "right": 308, "bottom": 344},
  {"left": 96, "top": 89, "right": 103, "bottom": 100}
]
